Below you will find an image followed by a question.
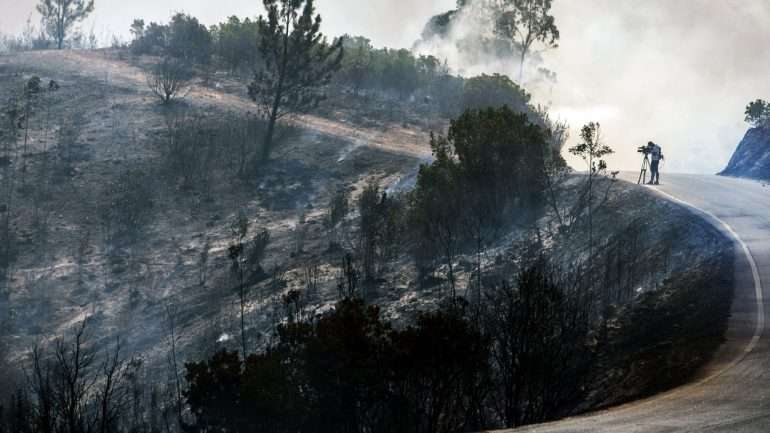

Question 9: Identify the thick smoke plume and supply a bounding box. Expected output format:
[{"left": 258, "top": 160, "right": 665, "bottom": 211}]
[{"left": 414, "top": 0, "right": 770, "bottom": 173}]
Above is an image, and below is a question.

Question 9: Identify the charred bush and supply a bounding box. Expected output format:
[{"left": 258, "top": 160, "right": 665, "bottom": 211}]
[
  {"left": 147, "top": 57, "right": 191, "bottom": 105},
  {"left": 484, "top": 262, "right": 595, "bottom": 427},
  {"left": 184, "top": 297, "right": 490, "bottom": 433},
  {"left": 100, "top": 169, "right": 155, "bottom": 241}
]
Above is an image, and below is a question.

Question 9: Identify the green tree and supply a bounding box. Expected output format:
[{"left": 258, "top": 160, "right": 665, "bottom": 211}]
[
  {"left": 36, "top": 0, "right": 95, "bottom": 50},
  {"left": 745, "top": 99, "right": 770, "bottom": 127},
  {"left": 213, "top": 16, "right": 261, "bottom": 73},
  {"left": 462, "top": 73, "right": 531, "bottom": 112},
  {"left": 384, "top": 49, "right": 419, "bottom": 100},
  {"left": 495, "top": 0, "right": 559, "bottom": 82},
  {"left": 411, "top": 107, "right": 549, "bottom": 296},
  {"left": 129, "top": 19, "right": 145, "bottom": 42},
  {"left": 167, "top": 13, "right": 212, "bottom": 65},
  {"left": 338, "top": 35, "right": 373, "bottom": 96},
  {"left": 248, "top": 0, "right": 343, "bottom": 165}
]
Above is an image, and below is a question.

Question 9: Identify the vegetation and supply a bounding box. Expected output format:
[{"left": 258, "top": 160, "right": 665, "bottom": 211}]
[
  {"left": 0, "top": 4, "right": 737, "bottom": 433},
  {"left": 248, "top": 0, "right": 343, "bottom": 164},
  {"left": 568, "top": 122, "right": 614, "bottom": 267},
  {"left": 36, "top": 0, "right": 95, "bottom": 49},
  {"left": 146, "top": 57, "right": 191, "bottom": 105},
  {"left": 130, "top": 13, "right": 212, "bottom": 65},
  {"left": 210, "top": 16, "right": 262, "bottom": 73},
  {"left": 745, "top": 99, "right": 770, "bottom": 127},
  {"left": 410, "top": 106, "right": 548, "bottom": 292},
  {"left": 461, "top": 73, "right": 531, "bottom": 112},
  {"left": 495, "top": 0, "right": 560, "bottom": 81}
]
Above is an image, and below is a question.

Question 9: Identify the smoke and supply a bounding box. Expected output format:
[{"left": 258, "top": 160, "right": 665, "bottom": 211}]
[
  {"left": 542, "top": 1, "right": 770, "bottom": 173},
  {"left": 413, "top": 1, "right": 526, "bottom": 77},
  {"left": 6, "top": 0, "right": 770, "bottom": 173},
  {"left": 414, "top": 0, "right": 770, "bottom": 174}
]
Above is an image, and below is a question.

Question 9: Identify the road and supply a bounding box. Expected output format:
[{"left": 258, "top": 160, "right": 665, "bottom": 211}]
[{"left": 498, "top": 173, "right": 770, "bottom": 433}]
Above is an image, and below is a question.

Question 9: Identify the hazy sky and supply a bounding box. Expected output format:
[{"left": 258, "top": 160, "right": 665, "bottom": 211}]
[{"left": 2, "top": 0, "right": 770, "bottom": 173}]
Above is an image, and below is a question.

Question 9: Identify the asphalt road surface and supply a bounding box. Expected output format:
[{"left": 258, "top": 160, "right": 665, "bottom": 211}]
[{"left": 499, "top": 173, "right": 770, "bottom": 433}]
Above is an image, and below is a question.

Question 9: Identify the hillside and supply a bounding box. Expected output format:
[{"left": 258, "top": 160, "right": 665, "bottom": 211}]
[
  {"left": 720, "top": 126, "right": 770, "bottom": 180},
  {"left": 0, "top": 48, "right": 735, "bottom": 431},
  {"left": 0, "top": 49, "right": 436, "bottom": 365}
]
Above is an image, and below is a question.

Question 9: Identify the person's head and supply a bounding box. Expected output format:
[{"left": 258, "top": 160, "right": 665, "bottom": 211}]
[{"left": 648, "top": 141, "right": 655, "bottom": 147}]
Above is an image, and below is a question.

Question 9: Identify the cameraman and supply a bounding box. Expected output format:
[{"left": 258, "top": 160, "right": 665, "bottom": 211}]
[{"left": 647, "top": 141, "right": 663, "bottom": 185}]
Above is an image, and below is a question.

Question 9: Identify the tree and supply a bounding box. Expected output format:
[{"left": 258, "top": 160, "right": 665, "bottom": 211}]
[
  {"left": 411, "top": 107, "right": 549, "bottom": 296},
  {"left": 248, "top": 0, "right": 343, "bottom": 165},
  {"left": 166, "top": 13, "right": 212, "bottom": 65},
  {"left": 129, "top": 19, "right": 144, "bottom": 43},
  {"left": 568, "top": 122, "right": 613, "bottom": 268},
  {"left": 383, "top": 49, "right": 420, "bottom": 100},
  {"left": 36, "top": 0, "right": 95, "bottom": 50},
  {"left": 325, "top": 187, "right": 349, "bottom": 248},
  {"left": 358, "top": 179, "right": 383, "bottom": 281},
  {"left": 745, "top": 99, "right": 770, "bottom": 127},
  {"left": 495, "top": 0, "right": 559, "bottom": 82},
  {"left": 213, "top": 16, "right": 261, "bottom": 73},
  {"left": 338, "top": 35, "right": 373, "bottom": 96},
  {"left": 229, "top": 209, "right": 250, "bottom": 358}
]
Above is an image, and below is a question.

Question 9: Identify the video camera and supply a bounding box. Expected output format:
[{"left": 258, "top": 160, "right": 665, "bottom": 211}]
[{"left": 637, "top": 144, "right": 653, "bottom": 155}]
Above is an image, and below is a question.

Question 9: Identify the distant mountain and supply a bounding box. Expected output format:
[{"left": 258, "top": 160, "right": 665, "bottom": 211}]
[{"left": 720, "top": 127, "right": 770, "bottom": 180}]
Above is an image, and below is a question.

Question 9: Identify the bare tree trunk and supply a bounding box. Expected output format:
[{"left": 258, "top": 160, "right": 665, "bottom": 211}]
[{"left": 165, "top": 305, "right": 183, "bottom": 424}]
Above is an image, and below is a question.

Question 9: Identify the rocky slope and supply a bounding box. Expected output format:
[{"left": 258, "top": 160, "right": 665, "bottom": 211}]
[{"left": 720, "top": 126, "right": 770, "bottom": 179}]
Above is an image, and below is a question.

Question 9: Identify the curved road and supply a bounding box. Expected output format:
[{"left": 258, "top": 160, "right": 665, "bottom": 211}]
[{"left": 501, "top": 173, "right": 770, "bottom": 433}]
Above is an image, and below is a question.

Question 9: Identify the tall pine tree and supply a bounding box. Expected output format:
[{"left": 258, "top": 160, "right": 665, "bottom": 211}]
[{"left": 248, "top": 0, "right": 343, "bottom": 165}]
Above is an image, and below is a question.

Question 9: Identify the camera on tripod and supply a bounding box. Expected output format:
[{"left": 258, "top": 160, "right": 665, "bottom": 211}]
[
  {"left": 637, "top": 142, "right": 655, "bottom": 184},
  {"left": 637, "top": 144, "right": 652, "bottom": 155}
]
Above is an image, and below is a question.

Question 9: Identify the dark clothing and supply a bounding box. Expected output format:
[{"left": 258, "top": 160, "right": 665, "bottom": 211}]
[{"left": 650, "top": 160, "right": 660, "bottom": 184}]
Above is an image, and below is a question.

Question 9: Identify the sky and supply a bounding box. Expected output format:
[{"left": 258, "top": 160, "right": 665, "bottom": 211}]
[{"left": 2, "top": 0, "right": 770, "bottom": 173}]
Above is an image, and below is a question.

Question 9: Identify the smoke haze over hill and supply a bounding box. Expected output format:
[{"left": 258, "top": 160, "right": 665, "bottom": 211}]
[{"left": 4, "top": 0, "right": 770, "bottom": 173}]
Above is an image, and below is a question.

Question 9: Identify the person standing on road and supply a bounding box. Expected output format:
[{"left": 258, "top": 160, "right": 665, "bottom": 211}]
[{"left": 648, "top": 141, "right": 664, "bottom": 185}]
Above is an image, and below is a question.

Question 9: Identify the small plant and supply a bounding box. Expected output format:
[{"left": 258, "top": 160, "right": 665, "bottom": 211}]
[{"left": 147, "top": 57, "right": 191, "bottom": 105}]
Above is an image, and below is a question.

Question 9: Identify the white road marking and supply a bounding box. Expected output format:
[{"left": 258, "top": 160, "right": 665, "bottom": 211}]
[{"left": 649, "top": 186, "right": 765, "bottom": 382}]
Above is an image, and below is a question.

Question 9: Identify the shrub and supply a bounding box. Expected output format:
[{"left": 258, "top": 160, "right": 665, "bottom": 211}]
[
  {"left": 101, "top": 169, "right": 155, "bottom": 240},
  {"left": 147, "top": 57, "right": 191, "bottom": 105},
  {"left": 462, "top": 73, "right": 531, "bottom": 112}
]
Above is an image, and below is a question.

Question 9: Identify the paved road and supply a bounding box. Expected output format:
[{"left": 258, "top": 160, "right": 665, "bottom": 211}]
[{"left": 500, "top": 173, "right": 770, "bottom": 433}]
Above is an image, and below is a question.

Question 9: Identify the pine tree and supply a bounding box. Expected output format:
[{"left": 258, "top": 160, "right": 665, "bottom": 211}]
[{"left": 248, "top": 0, "right": 343, "bottom": 165}]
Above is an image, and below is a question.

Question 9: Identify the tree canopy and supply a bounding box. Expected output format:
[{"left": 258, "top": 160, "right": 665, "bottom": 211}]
[
  {"left": 36, "top": 0, "right": 95, "bottom": 49},
  {"left": 495, "top": 0, "right": 559, "bottom": 82},
  {"left": 248, "top": 0, "right": 343, "bottom": 164},
  {"left": 745, "top": 99, "right": 770, "bottom": 127}
]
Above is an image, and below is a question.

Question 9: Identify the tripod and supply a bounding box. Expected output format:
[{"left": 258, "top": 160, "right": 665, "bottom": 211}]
[{"left": 637, "top": 154, "right": 650, "bottom": 185}]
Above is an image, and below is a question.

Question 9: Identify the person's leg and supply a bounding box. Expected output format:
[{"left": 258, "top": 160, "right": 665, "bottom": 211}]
[
  {"left": 650, "top": 161, "right": 659, "bottom": 184},
  {"left": 654, "top": 161, "right": 660, "bottom": 184}
]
